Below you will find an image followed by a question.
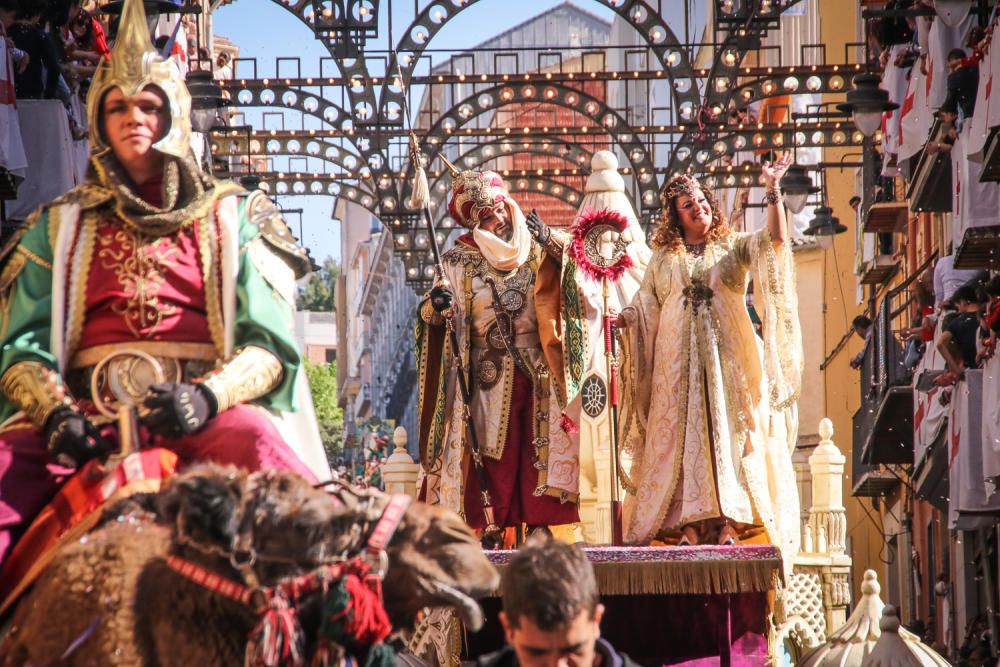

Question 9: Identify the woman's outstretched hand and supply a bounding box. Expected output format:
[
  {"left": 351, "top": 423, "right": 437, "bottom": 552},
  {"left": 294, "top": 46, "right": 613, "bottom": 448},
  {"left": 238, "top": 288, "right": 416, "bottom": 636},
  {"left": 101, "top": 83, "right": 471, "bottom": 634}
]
[{"left": 761, "top": 152, "right": 794, "bottom": 187}]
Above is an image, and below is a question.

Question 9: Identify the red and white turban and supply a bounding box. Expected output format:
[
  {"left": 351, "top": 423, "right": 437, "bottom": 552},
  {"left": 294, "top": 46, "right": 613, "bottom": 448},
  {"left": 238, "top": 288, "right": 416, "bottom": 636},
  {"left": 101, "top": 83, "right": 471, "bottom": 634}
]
[{"left": 447, "top": 170, "right": 508, "bottom": 229}]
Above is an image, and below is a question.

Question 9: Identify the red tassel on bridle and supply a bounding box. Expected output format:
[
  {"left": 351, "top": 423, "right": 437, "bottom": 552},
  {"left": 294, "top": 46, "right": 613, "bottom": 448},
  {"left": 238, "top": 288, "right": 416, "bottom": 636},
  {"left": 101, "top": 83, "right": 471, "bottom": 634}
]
[{"left": 245, "top": 591, "right": 306, "bottom": 667}]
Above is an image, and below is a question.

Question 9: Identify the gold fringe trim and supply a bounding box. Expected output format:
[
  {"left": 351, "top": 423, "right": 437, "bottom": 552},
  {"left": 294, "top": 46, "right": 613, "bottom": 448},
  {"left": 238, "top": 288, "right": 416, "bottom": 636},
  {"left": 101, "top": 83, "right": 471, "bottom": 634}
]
[{"left": 486, "top": 558, "right": 779, "bottom": 597}]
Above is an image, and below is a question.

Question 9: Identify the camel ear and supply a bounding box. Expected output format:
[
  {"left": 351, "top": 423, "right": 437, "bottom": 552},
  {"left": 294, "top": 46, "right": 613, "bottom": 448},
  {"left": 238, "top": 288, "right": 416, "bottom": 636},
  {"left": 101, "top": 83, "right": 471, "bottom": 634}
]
[{"left": 159, "top": 464, "right": 245, "bottom": 549}]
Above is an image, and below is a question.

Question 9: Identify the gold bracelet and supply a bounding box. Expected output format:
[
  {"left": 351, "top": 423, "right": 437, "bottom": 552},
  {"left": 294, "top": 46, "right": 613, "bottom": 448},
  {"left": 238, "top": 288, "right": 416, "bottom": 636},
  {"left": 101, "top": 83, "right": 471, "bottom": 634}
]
[
  {"left": 0, "top": 361, "right": 75, "bottom": 430},
  {"left": 200, "top": 346, "right": 284, "bottom": 413}
]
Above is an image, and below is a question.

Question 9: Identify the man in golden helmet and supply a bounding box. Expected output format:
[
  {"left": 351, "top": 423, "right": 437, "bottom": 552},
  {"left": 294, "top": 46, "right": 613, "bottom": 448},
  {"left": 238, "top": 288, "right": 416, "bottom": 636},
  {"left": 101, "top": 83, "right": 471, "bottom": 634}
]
[
  {"left": 0, "top": 0, "right": 328, "bottom": 566},
  {"left": 416, "top": 163, "right": 588, "bottom": 535}
]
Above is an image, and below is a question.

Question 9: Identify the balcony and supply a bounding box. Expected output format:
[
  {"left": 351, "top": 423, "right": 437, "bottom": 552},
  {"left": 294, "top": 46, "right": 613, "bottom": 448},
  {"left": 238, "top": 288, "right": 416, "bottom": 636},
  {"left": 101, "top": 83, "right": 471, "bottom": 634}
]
[
  {"left": 954, "top": 224, "right": 1000, "bottom": 271},
  {"left": 913, "top": 427, "right": 948, "bottom": 511},
  {"left": 860, "top": 294, "right": 913, "bottom": 466},
  {"left": 852, "top": 407, "right": 898, "bottom": 498},
  {"left": 980, "top": 126, "right": 1000, "bottom": 182},
  {"left": 863, "top": 176, "right": 909, "bottom": 234},
  {"left": 859, "top": 255, "right": 900, "bottom": 286},
  {"left": 905, "top": 120, "right": 953, "bottom": 214}
]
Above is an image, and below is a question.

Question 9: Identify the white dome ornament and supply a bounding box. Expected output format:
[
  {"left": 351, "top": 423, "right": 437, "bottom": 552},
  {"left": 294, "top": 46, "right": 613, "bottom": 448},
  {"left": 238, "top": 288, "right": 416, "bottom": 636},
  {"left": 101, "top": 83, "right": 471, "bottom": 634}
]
[{"left": 861, "top": 606, "right": 950, "bottom": 667}]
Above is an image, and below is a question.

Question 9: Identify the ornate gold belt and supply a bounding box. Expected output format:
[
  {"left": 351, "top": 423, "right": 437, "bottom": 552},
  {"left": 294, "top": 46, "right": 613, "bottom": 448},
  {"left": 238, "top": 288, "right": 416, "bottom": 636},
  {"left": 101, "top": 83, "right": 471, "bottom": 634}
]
[{"left": 69, "top": 342, "right": 218, "bottom": 369}]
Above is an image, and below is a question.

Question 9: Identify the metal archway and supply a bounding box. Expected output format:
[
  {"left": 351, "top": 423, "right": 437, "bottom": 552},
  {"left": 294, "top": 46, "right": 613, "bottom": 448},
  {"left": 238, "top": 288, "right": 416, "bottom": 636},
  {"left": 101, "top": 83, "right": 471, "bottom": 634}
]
[
  {"left": 381, "top": 0, "right": 701, "bottom": 128},
  {"left": 210, "top": 129, "right": 370, "bottom": 177},
  {"left": 382, "top": 81, "right": 659, "bottom": 220},
  {"left": 424, "top": 137, "right": 596, "bottom": 197}
]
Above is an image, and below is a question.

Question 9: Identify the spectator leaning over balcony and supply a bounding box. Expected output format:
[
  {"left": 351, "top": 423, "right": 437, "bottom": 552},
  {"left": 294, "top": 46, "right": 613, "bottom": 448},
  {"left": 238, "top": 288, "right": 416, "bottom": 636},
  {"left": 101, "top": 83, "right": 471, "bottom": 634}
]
[
  {"left": 937, "top": 285, "right": 984, "bottom": 382},
  {"left": 933, "top": 251, "right": 983, "bottom": 308},
  {"left": 0, "top": 0, "right": 28, "bottom": 76},
  {"left": 944, "top": 47, "right": 979, "bottom": 120},
  {"left": 8, "top": 0, "right": 60, "bottom": 100},
  {"left": 849, "top": 314, "right": 873, "bottom": 370},
  {"left": 977, "top": 275, "right": 1000, "bottom": 364}
]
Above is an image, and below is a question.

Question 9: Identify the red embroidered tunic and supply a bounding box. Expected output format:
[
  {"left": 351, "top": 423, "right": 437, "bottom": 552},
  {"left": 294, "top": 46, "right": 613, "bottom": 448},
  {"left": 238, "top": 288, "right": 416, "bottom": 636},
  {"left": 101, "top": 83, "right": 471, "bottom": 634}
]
[{"left": 76, "top": 216, "right": 212, "bottom": 348}]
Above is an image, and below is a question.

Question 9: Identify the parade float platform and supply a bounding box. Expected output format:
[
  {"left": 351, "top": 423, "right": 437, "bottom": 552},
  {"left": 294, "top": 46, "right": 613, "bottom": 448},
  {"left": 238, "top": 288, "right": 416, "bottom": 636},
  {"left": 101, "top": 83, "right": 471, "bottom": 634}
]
[{"left": 465, "top": 545, "right": 781, "bottom": 666}]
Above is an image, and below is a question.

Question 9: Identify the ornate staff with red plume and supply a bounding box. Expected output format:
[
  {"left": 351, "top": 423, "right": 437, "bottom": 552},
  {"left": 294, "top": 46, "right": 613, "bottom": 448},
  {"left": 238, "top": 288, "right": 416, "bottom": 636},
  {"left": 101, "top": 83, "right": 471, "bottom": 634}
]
[{"left": 569, "top": 207, "right": 633, "bottom": 545}]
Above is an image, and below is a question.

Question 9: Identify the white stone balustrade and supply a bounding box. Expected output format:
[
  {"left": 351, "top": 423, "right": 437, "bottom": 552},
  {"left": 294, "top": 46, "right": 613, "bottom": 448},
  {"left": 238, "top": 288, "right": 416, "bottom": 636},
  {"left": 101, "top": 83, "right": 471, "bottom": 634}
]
[{"left": 380, "top": 427, "right": 421, "bottom": 498}]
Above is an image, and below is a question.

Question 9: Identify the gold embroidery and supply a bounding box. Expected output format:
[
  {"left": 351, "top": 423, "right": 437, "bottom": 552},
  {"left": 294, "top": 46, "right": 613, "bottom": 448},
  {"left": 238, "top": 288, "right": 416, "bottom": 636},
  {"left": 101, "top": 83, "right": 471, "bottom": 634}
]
[
  {"left": 66, "top": 210, "right": 96, "bottom": 358},
  {"left": 14, "top": 247, "right": 52, "bottom": 271},
  {"left": 96, "top": 222, "right": 182, "bottom": 339},
  {"left": 199, "top": 210, "right": 225, "bottom": 356},
  {"left": 202, "top": 345, "right": 283, "bottom": 412}
]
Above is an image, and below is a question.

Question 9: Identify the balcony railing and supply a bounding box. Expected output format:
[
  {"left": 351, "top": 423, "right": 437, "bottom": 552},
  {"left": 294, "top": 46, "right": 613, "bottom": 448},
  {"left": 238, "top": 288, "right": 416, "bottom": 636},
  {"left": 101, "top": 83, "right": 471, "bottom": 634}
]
[
  {"left": 864, "top": 175, "right": 909, "bottom": 235},
  {"left": 854, "top": 290, "right": 915, "bottom": 470},
  {"left": 852, "top": 407, "right": 898, "bottom": 498}
]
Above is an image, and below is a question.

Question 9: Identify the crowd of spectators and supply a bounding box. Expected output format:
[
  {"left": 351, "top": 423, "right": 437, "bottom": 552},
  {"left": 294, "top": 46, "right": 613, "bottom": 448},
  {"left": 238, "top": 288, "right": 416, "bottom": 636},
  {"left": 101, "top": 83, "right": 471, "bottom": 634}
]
[{"left": 0, "top": 0, "right": 111, "bottom": 141}]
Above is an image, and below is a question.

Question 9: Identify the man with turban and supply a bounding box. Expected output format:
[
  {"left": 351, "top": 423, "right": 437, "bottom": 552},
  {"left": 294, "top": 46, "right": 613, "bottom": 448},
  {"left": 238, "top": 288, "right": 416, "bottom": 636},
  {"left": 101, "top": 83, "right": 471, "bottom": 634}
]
[{"left": 415, "top": 166, "right": 582, "bottom": 534}]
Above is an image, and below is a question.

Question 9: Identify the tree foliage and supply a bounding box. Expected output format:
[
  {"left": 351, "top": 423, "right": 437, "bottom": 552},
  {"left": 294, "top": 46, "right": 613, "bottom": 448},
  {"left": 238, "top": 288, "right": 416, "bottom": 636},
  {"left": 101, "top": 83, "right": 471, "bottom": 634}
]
[
  {"left": 304, "top": 360, "right": 344, "bottom": 460},
  {"left": 297, "top": 256, "right": 340, "bottom": 312}
]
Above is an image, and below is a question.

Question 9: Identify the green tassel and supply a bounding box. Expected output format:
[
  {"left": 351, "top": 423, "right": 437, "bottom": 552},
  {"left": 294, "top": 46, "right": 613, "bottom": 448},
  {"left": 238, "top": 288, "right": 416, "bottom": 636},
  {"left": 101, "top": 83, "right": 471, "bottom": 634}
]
[
  {"left": 363, "top": 643, "right": 396, "bottom": 667},
  {"left": 320, "top": 580, "right": 351, "bottom": 643}
]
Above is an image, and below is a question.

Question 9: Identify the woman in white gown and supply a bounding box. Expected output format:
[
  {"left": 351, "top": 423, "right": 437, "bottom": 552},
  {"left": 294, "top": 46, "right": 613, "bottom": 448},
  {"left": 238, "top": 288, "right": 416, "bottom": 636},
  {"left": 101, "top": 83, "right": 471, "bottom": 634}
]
[{"left": 617, "top": 155, "right": 802, "bottom": 562}]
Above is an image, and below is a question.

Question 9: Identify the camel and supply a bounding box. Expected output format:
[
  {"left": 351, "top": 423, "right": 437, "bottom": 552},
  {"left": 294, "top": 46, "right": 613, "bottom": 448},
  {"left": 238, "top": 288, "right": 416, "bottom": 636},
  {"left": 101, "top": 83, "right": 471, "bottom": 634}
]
[{"left": 0, "top": 464, "right": 499, "bottom": 666}]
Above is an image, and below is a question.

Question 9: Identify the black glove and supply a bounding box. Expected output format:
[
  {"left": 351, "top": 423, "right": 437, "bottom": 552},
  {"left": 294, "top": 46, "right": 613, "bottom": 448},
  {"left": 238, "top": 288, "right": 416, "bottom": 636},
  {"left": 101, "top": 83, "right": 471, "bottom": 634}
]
[
  {"left": 429, "top": 285, "right": 454, "bottom": 313},
  {"left": 44, "top": 407, "right": 112, "bottom": 468},
  {"left": 142, "top": 383, "right": 218, "bottom": 438},
  {"left": 525, "top": 208, "right": 551, "bottom": 244}
]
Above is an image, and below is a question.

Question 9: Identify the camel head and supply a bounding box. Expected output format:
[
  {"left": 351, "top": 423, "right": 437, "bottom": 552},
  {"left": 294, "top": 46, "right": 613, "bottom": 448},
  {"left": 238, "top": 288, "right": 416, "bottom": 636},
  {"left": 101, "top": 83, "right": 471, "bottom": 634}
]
[{"left": 158, "top": 464, "right": 497, "bottom": 631}]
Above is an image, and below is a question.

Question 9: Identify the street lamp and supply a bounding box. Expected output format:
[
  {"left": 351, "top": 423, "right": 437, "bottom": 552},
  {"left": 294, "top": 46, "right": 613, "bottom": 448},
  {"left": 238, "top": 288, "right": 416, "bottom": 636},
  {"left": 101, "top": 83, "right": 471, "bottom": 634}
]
[
  {"left": 186, "top": 70, "right": 230, "bottom": 133},
  {"left": 836, "top": 73, "right": 898, "bottom": 138},
  {"left": 803, "top": 205, "right": 847, "bottom": 236},
  {"left": 779, "top": 164, "right": 821, "bottom": 214}
]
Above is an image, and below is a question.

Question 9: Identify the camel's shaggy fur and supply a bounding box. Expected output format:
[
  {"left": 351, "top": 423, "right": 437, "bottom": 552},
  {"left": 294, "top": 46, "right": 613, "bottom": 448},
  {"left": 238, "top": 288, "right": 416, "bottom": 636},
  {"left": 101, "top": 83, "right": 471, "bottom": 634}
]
[{"left": 0, "top": 464, "right": 498, "bottom": 666}]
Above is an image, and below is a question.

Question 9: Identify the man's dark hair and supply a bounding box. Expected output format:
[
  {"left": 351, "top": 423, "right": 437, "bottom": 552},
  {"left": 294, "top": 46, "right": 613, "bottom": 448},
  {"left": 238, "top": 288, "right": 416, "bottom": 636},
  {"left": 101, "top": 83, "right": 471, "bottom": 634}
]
[
  {"left": 984, "top": 275, "right": 1000, "bottom": 298},
  {"left": 951, "top": 285, "right": 980, "bottom": 305},
  {"left": 947, "top": 48, "right": 966, "bottom": 62},
  {"left": 15, "top": 0, "right": 46, "bottom": 20},
  {"left": 501, "top": 539, "right": 599, "bottom": 631},
  {"left": 852, "top": 315, "right": 872, "bottom": 330}
]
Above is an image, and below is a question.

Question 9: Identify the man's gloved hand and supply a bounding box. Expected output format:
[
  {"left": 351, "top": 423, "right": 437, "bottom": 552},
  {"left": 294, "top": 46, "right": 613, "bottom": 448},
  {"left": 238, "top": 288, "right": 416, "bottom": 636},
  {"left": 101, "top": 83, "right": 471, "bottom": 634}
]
[
  {"left": 429, "top": 285, "right": 454, "bottom": 313},
  {"left": 143, "top": 383, "right": 218, "bottom": 438},
  {"left": 525, "top": 208, "right": 551, "bottom": 244},
  {"left": 44, "top": 407, "right": 112, "bottom": 468}
]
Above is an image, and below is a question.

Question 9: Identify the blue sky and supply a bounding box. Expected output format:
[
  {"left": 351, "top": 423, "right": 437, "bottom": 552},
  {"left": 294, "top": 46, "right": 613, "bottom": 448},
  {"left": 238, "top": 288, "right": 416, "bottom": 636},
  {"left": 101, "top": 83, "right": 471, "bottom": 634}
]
[{"left": 213, "top": 0, "right": 619, "bottom": 264}]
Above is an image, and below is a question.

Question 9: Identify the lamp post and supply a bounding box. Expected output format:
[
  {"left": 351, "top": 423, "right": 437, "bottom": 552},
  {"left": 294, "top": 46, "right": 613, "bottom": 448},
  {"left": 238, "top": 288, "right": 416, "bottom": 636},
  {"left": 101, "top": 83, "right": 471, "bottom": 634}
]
[
  {"left": 803, "top": 205, "right": 848, "bottom": 236},
  {"left": 836, "top": 73, "right": 898, "bottom": 138},
  {"left": 780, "top": 164, "right": 821, "bottom": 215},
  {"left": 187, "top": 70, "right": 230, "bottom": 133}
]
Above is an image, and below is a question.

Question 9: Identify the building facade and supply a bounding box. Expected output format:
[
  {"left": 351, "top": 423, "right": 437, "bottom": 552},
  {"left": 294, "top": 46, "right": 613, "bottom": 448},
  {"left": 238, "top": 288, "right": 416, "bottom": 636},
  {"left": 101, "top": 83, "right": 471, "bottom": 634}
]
[{"left": 335, "top": 200, "right": 420, "bottom": 457}]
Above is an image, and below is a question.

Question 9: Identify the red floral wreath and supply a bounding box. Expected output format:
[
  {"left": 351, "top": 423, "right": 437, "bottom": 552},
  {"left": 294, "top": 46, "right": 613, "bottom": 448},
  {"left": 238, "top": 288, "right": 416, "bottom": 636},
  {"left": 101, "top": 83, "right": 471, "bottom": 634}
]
[{"left": 568, "top": 207, "right": 634, "bottom": 282}]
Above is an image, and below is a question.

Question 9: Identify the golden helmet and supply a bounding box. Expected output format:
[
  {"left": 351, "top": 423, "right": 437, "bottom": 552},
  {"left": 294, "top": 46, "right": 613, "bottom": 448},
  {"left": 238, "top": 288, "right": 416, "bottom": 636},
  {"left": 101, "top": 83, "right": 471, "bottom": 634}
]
[{"left": 85, "top": 0, "right": 192, "bottom": 159}]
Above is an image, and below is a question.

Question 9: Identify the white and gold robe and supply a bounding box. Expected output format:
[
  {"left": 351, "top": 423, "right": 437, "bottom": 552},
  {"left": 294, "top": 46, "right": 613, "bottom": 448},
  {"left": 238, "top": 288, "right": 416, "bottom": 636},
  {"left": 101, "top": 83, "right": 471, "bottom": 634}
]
[{"left": 619, "top": 228, "right": 802, "bottom": 565}]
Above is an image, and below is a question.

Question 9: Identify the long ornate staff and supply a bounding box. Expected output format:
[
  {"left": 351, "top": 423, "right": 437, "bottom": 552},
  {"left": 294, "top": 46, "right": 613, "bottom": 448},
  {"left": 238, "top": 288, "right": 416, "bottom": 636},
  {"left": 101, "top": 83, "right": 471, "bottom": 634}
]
[
  {"left": 395, "top": 61, "right": 503, "bottom": 549},
  {"left": 569, "top": 208, "right": 633, "bottom": 546}
]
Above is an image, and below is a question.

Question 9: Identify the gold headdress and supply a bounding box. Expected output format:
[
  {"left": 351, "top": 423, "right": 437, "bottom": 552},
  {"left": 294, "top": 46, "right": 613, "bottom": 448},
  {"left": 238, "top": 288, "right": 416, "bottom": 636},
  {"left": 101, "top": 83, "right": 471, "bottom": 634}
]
[
  {"left": 440, "top": 155, "right": 509, "bottom": 229},
  {"left": 86, "top": 0, "right": 192, "bottom": 158},
  {"left": 662, "top": 174, "right": 703, "bottom": 204}
]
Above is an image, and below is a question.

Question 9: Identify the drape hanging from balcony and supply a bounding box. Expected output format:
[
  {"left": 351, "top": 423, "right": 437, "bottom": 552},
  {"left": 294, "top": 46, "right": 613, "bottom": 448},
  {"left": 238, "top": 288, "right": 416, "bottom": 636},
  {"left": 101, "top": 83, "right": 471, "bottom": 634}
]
[
  {"left": 948, "top": 369, "right": 1000, "bottom": 530},
  {"left": 950, "top": 128, "right": 1000, "bottom": 249}
]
